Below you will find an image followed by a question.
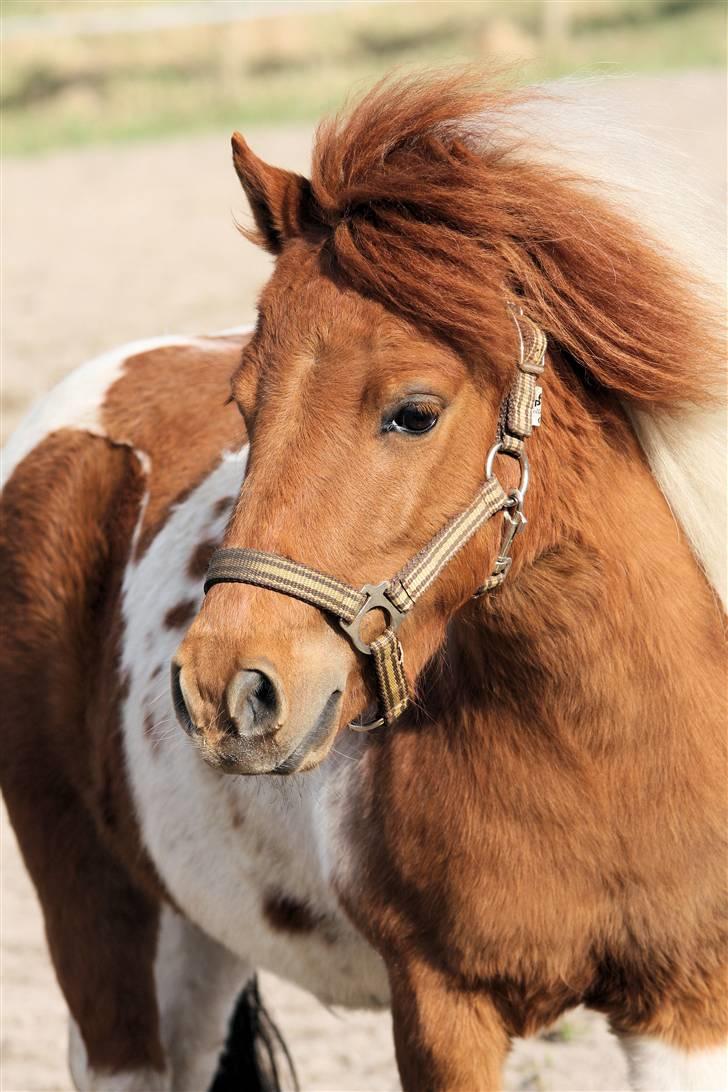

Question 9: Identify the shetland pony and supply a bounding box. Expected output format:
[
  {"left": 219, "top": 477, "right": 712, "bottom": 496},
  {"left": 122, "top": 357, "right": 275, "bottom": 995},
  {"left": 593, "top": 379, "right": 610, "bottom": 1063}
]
[{"left": 1, "top": 73, "right": 726, "bottom": 1092}]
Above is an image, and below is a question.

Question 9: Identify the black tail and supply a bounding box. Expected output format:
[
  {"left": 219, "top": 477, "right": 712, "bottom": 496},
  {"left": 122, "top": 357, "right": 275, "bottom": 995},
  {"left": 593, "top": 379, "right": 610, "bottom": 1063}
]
[{"left": 208, "top": 977, "right": 297, "bottom": 1092}]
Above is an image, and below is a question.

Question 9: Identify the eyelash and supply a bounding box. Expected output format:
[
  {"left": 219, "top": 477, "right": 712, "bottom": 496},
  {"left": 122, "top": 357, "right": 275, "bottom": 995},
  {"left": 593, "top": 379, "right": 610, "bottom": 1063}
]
[{"left": 383, "top": 401, "right": 441, "bottom": 435}]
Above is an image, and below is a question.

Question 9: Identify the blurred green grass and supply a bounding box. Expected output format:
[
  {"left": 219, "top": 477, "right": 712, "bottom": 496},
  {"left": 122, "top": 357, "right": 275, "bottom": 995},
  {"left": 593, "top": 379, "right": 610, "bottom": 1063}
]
[{"left": 1, "top": 0, "right": 725, "bottom": 156}]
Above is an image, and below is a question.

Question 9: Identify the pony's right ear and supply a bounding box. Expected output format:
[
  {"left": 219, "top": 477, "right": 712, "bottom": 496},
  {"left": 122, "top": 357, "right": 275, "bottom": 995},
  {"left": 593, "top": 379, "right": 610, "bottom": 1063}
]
[{"left": 231, "top": 132, "right": 319, "bottom": 254}]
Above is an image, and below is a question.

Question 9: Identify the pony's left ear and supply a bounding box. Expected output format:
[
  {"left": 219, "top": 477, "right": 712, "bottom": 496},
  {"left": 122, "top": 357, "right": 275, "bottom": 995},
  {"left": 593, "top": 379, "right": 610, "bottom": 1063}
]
[{"left": 231, "top": 132, "right": 319, "bottom": 254}]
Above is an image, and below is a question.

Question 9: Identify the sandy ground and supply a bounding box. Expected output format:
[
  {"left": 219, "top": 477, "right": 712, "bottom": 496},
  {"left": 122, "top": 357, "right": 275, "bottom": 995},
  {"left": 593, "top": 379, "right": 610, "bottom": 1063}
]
[{"left": 1, "top": 71, "right": 725, "bottom": 1092}]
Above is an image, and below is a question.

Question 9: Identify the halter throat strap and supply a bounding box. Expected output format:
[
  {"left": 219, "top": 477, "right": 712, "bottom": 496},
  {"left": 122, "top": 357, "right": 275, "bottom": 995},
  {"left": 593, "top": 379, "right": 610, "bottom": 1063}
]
[{"left": 204, "top": 310, "right": 547, "bottom": 731}]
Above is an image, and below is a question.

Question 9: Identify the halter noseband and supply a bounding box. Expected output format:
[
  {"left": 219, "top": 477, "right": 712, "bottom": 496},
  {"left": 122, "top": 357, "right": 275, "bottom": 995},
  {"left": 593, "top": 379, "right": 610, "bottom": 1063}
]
[{"left": 204, "top": 309, "right": 547, "bottom": 731}]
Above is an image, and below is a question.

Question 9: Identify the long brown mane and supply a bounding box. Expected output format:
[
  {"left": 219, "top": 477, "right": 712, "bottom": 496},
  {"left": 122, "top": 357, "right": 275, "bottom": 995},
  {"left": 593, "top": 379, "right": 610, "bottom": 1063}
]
[{"left": 297, "top": 71, "right": 720, "bottom": 406}]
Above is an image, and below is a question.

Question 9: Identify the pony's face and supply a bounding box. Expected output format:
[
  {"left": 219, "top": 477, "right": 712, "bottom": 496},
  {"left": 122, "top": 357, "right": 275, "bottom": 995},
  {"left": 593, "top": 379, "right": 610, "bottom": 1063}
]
[
  {"left": 174, "top": 241, "right": 504, "bottom": 774},
  {"left": 175, "top": 67, "right": 723, "bottom": 772}
]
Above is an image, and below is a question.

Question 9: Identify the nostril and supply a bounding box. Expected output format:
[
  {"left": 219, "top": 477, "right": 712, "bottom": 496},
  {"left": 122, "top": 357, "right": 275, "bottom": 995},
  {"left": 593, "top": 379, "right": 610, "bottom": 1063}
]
[
  {"left": 252, "top": 672, "right": 277, "bottom": 714},
  {"left": 171, "top": 663, "right": 197, "bottom": 737},
  {"left": 227, "top": 669, "right": 280, "bottom": 737}
]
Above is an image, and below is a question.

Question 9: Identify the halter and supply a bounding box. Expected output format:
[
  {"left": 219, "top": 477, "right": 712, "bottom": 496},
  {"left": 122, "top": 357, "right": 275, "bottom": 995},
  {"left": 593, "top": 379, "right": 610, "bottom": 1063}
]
[{"left": 205, "top": 308, "right": 547, "bottom": 731}]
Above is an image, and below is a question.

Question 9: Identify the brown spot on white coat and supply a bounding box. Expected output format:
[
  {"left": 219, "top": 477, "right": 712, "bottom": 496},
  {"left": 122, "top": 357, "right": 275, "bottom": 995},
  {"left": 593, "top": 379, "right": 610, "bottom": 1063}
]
[
  {"left": 187, "top": 539, "right": 218, "bottom": 582},
  {"left": 163, "top": 600, "right": 198, "bottom": 631}
]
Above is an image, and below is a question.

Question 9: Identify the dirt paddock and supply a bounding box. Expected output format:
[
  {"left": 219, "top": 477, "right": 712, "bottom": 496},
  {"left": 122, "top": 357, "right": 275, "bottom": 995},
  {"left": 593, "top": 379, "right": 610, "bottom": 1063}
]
[{"left": 1, "top": 71, "right": 725, "bottom": 1091}]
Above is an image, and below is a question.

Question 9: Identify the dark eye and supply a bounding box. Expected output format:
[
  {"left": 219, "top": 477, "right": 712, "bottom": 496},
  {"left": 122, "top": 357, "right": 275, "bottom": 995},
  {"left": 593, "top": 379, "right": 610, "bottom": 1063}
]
[{"left": 386, "top": 402, "right": 440, "bottom": 436}]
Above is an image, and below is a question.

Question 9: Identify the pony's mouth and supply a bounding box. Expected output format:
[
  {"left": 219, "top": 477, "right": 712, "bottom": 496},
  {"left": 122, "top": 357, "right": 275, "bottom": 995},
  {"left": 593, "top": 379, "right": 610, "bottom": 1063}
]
[{"left": 269, "top": 690, "right": 343, "bottom": 775}]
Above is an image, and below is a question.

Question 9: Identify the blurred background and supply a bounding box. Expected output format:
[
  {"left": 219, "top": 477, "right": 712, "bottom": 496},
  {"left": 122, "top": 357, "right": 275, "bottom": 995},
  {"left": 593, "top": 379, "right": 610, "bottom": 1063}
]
[
  {"left": 2, "top": 0, "right": 725, "bottom": 154},
  {"left": 1, "top": 2, "right": 726, "bottom": 1090}
]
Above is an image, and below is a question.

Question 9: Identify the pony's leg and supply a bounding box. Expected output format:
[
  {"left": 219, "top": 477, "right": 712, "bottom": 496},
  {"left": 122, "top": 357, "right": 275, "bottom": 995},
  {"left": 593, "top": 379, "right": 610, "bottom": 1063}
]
[
  {"left": 389, "top": 960, "right": 509, "bottom": 1091},
  {"left": 618, "top": 1035, "right": 728, "bottom": 1092},
  {"left": 154, "top": 907, "right": 252, "bottom": 1091},
  {"left": 3, "top": 775, "right": 168, "bottom": 1090},
  {"left": 68, "top": 1020, "right": 169, "bottom": 1092}
]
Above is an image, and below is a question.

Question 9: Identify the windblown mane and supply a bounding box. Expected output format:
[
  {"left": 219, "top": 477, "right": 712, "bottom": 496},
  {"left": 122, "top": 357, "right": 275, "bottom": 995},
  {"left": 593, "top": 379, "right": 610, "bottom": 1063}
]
[
  {"left": 309, "top": 72, "right": 722, "bottom": 406},
  {"left": 305, "top": 72, "right": 726, "bottom": 603}
]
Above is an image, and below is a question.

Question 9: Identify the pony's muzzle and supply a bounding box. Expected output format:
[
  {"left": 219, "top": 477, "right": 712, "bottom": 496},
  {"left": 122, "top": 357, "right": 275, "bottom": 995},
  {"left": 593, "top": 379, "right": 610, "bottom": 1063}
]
[
  {"left": 172, "top": 659, "right": 286, "bottom": 743},
  {"left": 171, "top": 603, "right": 352, "bottom": 774}
]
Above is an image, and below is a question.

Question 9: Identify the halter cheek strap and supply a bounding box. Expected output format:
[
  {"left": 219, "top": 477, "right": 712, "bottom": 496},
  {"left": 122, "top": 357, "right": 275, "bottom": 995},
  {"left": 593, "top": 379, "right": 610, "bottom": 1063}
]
[{"left": 204, "top": 310, "right": 547, "bottom": 731}]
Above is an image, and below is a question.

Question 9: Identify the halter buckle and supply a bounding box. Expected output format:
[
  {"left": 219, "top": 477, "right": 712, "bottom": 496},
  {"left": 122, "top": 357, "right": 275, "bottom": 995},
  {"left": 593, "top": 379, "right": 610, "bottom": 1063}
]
[{"left": 339, "top": 582, "right": 405, "bottom": 656}]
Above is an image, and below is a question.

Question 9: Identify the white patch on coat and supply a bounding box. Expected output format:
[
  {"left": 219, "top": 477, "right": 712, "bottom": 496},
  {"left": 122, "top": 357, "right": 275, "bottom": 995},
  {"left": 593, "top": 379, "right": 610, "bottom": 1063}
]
[
  {"left": 120, "top": 453, "right": 388, "bottom": 1011},
  {"left": 1, "top": 327, "right": 253, "bottom": 488},
  {"left": 68, "top": 1019, "right": 170, "bottom": 1092},
  {"left": 3, "top": 335, "right": 179, "bottom": 487},
  {"left": 154, "top": 907, "right": 251, "bottom": 1092},
  {"left": 619, "top": 1034, "right": 728, "bottom": 1092}
]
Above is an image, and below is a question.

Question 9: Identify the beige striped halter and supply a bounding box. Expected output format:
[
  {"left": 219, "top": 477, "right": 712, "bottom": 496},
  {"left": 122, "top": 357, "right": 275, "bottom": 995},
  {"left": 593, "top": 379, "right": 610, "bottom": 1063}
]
[{"left": 205, "top": 309, "right": 546, "bottom": 731}]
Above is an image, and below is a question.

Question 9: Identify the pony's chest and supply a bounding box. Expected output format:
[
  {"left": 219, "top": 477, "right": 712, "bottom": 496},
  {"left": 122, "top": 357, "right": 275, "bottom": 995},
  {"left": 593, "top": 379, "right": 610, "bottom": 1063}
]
[{"left": 118, "top": 453, "right": 388, "bottom": 1009}]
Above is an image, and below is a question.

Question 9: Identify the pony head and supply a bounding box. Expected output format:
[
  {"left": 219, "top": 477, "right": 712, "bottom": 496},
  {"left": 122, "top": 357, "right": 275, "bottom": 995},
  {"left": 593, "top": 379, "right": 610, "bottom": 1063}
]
[{"left": 173, "top": 73, "right": 716, "bottom": 774}]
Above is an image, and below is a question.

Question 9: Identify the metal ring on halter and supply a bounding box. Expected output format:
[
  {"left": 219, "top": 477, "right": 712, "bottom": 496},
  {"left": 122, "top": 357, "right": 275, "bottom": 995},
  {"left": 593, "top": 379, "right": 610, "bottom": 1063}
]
[
  {"left": 348, "top": 712, "right": 385, "bottom": 732},
  {"left": 485, "top": 442, "right": 529, "bottom": 500}
]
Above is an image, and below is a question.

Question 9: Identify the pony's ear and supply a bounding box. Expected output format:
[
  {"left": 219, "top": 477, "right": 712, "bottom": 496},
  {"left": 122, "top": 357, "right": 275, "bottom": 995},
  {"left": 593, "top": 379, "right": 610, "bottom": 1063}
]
[{"left": 231, "top": 132, "right": 319, "bottom": 254}]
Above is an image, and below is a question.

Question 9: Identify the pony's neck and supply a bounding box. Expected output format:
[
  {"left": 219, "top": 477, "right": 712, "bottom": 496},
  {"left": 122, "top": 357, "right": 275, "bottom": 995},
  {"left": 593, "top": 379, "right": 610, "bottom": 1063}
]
[{"left": 436, "top": 351, "right": 722, "bottom": 743}]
